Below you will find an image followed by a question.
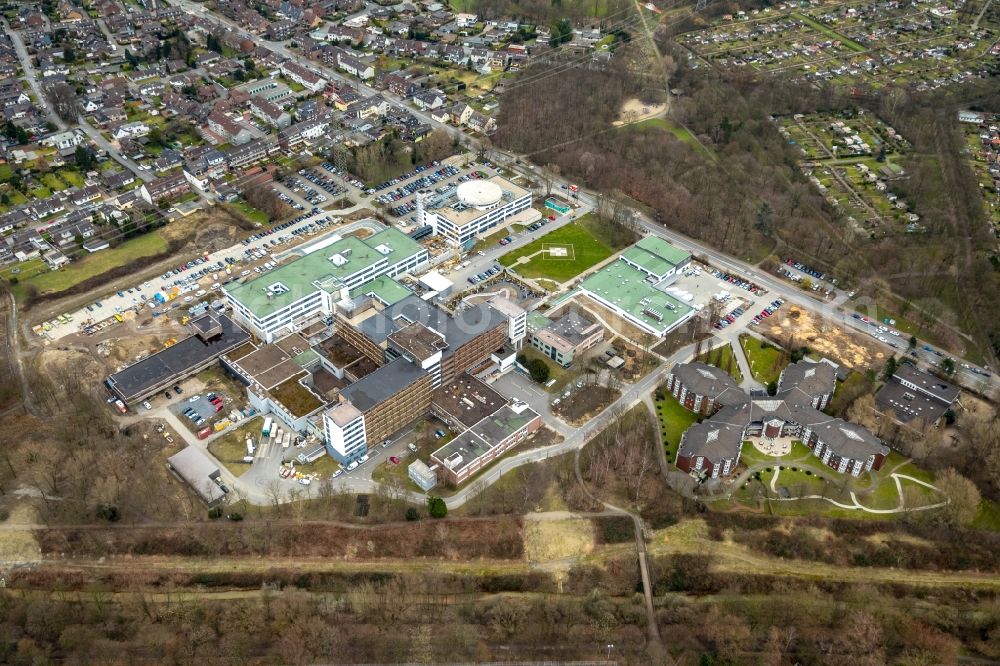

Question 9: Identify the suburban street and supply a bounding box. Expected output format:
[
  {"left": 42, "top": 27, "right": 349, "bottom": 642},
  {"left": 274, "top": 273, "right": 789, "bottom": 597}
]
[
  {"left": 168, "top": 0, "right": 472, "bottom": 144},
  {"left": 5, "top": 17, "right": 156, "bottom": 185},
  {"left": 3, "top": 17, "right": 66, "bottom": 132}
]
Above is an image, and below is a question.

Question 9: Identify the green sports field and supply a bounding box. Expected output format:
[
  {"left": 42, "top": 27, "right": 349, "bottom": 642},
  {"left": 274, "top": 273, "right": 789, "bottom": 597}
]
[{"left": 498, "top": 220, "right": 613, "bottom": 282}]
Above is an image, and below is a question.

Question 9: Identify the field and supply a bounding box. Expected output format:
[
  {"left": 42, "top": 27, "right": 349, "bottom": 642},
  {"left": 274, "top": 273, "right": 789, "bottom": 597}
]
[
  {"left": 620, "top": 117, "right": 714, "bottom": 159},
  {"left": 12, "top": 232, "right": 170, "bottom": 299},
  {"left": 499, "top": 218, "right": 613, "bottom": 282},
  {"left": 207, "top": 417, "right": 262, "bottom": 478}
]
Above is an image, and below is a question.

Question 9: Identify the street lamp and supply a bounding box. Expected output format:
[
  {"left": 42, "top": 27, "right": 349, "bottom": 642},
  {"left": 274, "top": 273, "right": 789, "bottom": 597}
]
[{"left": 606, "top": 644, "right": 614, "bottom": 659}]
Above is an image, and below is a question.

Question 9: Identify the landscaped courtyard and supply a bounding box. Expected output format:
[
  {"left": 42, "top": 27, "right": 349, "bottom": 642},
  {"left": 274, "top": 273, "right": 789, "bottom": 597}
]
[
  {"left": 723, "top": 440, "right": 947, "bottom": 518},
  {"left": 739, "top": 333, "right": 786, "bottom": 385},
  {"left": 695, "top": 343, "right": 743, "bottom": 383}
]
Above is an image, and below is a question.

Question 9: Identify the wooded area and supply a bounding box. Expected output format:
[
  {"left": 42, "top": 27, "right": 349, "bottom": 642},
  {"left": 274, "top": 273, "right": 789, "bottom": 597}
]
[{"left": 495, "top": 43, "right": 1000, "bottom": 360}]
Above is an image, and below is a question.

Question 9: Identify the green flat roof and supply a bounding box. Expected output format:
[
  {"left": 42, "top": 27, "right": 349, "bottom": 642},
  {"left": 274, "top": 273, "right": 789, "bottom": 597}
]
[
  {"left": 349, "top": 275, "right": 412, "bottom": 306},
  {"left": 622, "top": 236, "right": 691, "bottom": 277},
  {"left": 293, "top": 349, "right": 320, "bottom": 366},
  {"left": 226, "top": 227, "right": 424, "bottom": 319},
  {"left": 580, "top": 259, "right": 693, "bottom": 333},
  {"left": 526, "top": 311, "right": 552, "bottom": 331}
]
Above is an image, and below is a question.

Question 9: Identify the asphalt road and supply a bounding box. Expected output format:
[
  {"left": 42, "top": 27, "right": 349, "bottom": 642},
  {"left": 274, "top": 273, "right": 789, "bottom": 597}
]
[{"left": 4, "top": 18, "right": 66, "bottom": 132}]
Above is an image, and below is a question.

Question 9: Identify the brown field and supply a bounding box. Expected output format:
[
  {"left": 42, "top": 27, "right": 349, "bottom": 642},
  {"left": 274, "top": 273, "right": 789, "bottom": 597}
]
[{"left": 760, "top": 306, "right": 887, "bottom": 370}]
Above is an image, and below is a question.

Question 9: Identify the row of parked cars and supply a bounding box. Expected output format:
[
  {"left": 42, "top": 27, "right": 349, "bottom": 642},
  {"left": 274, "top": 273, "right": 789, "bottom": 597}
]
[
  {"left": 377, "top": 164, "right": 462, "bottom": 205},
  {"left": 371, "top": 160, "right": 443, "bottom": 194},
  {"left": 714, "top": 303, "right": 749, "bottom": 329},
  {"left": 320, "top": 161, "right": 365, "bottom": 190},
  {"left": 714, "top": 270, "right": 767, "bottom": 297},
  {"left": 241, "top": 209, "right": 323, "bottom": 247},
  {"left": 301, "top": 168, "right": 345, "bottom": 197},
  {"left": 784, "top": 257, "right": 826, "bottom": 281},
  {"left": 751, "top": 299, "right": 785, "bottom": 325},
  {"left": 468, "top": 264, "right": 504, "bottom": 284}
]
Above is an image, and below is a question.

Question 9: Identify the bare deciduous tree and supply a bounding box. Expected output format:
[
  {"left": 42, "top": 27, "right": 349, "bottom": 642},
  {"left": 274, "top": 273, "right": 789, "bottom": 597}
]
[{"left": 46, "top": 82, "right": 79, "bottom": 123}]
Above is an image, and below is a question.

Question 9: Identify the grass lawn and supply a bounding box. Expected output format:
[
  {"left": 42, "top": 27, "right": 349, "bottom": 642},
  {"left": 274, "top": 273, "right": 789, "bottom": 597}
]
[
  {"left": 655, "top": 392, "right": 699, "bottom": 462},
  {"left": 7, "top": 190, "right": 28, "bottom": 205},
  {"left": 0, "top": 164, "right": 12, "bottom": 181},
  {"left": 739, "top": 334, "right": 786, "bottom": 385},
  {"left": 859, "top": 473, "right": 905, "bottom": 510},
  {"left": 301, "top": 453, "right": 340, "bottom": 477},
  {"left": 883, "top": 451, "right": 935, "bottom": 484},
  {"left": 621, "top": 117, "right": 715, "bottom": 160},
  {"left": 41, "top": 173, "right": 67, "bottom": 191},
  {"left": 227, "top": 201, "right": 270, "bottom": 225},
  {"left": 767, "top": 466, "right": 831, "bottom": 495},
  {"left": 517, "top": 345, "right": 569, "bottom": 392},
  {"left": 696, "top": 343, "right": 743, "bottom": 383},
  {"left": 972, "top": 499, "right": 1000, "bottom": 531},
  {"left": 739, "top": 440, "right": 814, "bottom": 468},
  {"left": 207, "top": 417, "right": 262, "bottom": 478},
  {"left": 1, "top": 258, "right": 48, "bottom": 282},
  {"left": 59, "top": 169, "right": 84, "bottom": 187},
  {"left": 499, "top": 218, "right": 613, "bottom": 282},
  {"left": 16, "top": 231, "right": 169, "bottom": 297}
]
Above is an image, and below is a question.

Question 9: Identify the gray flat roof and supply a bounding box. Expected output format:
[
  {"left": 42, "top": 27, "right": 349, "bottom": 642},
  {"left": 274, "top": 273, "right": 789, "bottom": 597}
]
[
  {"left": 358, "top": 295, "right": 506, "bottom": 356},
  {"left": 340, "top": 356, "right": 427, "bottom": 411},
  {"left": 875, "top": 379, "right": 952, "bottom": 425},
  {"left": 892, "top": 363, "right": 959, "bottom": 404},
  {"left": 167, "top": 446, "right": 225, "bottom": 504},
  {"left": 432, "top": 373, "right": 507, "bottom": 429},
  {"left": 107, "top": 315, "right": 250, "bottom": 403}
]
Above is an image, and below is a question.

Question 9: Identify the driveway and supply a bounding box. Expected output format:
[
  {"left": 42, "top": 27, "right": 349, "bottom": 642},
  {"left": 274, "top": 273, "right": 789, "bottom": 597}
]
[{"left": 490, "top": 370, "right": 567, "bottom": 435}]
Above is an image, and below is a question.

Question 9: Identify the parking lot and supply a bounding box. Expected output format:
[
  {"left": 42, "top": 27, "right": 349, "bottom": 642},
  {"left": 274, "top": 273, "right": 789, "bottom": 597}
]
[
  {"left": 169, "top": 389, "right": 230, "bottom": 435},
  {"left": 277, "top": 166, "right": 348, "bottom": 208},
  {"left": 45, "top": 206, "right": 339, "bottom": 341},
  {"left": 368, "top": 162, "right": 504, "bottom": 222},
  {"left": 491, "top": 371, "right": 554, "bottom": 422}
]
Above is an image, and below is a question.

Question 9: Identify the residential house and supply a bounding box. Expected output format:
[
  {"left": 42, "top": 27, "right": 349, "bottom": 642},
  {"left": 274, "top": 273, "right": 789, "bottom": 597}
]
[
  {"left": 280, "top": 60, "right": 327, "bottom": 92},
  {"left": 206, "top": 110, "right": 254, "bottom": 145},
  {"left": 112, "top": 121, "right": 151, "bottom": 140},
  {"left": 139, "top": 172, "right": 191, "bottom": 204},
  {"left": 249, "top": 95, "right": 292, "bottom": 129}
]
